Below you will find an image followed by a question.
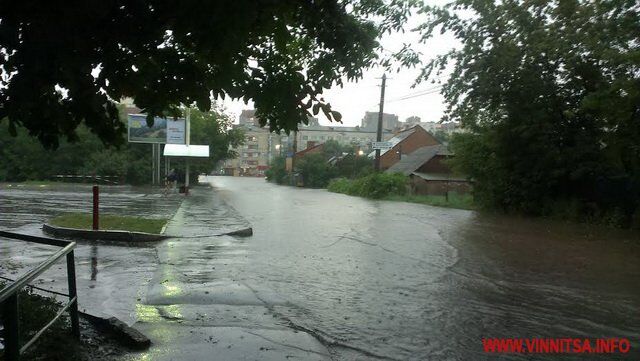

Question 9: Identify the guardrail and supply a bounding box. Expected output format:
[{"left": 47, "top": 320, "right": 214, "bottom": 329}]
[
  {"left": 51, "top": 175, "right": 120, "bottom": 184},
  {"left": 0, "top": 231, "right": 80, "bottom": 361}
]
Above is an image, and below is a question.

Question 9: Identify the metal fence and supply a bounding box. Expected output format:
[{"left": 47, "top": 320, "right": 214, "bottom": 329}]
[
  {"left": 0, "top": 231, "right": 80, "bottom": 361},
  {"left": 51, "top": 175, "right": 120, "bottom": 184}
]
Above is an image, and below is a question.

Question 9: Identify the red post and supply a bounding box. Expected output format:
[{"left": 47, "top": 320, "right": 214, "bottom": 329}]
[{"left": 92, "top": 185, "right": 99, "bottom": 230}]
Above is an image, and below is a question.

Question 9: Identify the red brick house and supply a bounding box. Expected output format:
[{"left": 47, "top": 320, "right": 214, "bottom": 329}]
[
  {"left": 385, "top": 144, "right": 472, "bottom": 196},
  {"left": 374, "top": 125, "right": 441, "bottom": 170},
  {"left": 294, "top": 142, "right": 324, "bottom": 159}
]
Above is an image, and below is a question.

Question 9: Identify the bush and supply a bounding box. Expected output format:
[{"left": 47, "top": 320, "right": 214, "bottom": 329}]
[
  {"left": 328, "top": 173, "right": 408, "bottom": 199},
  {"left": 265, "top": 156, "right": 288, "bottom": 184},
  {"left": 296, "top": 153, "right": 337, "bottom": 188},
  {"left": 0, "top": 281, "right": 81, "bottom": 360},
  {"left": 327, "top": 177, "right": 352, "bottom": 193}
]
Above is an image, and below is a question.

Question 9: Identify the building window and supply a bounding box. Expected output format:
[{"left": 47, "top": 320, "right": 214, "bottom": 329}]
[{"left": 302, "top": 135, "right": 308, "bottom": 140}]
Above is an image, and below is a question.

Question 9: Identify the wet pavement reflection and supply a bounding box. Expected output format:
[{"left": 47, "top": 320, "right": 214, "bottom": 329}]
[
  {"left": 0, "top": 183, "right": 183, "bottom": 323},
  {"left": 1, "top": 179, "right": 639, "bottom": 360},
  {"left": 208, "top": 176, "right": 640, "bottom": 360}
]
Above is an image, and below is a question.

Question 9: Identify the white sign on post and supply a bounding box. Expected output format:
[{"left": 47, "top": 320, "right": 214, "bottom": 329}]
[
  {"left": 372, "top": 141, "right": 392, "bottom": 150},
  {"left": 167, "top": 119, "right": 186, "bottom": 144}
]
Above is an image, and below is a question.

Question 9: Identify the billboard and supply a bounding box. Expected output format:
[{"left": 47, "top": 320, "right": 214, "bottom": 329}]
[{"left": 128, "top": 114, "right": 185, "bottom": 144}]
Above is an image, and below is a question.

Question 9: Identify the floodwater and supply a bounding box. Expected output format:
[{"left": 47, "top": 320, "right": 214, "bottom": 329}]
[
  {"left": 1, "top": 179, "right": 639, "bottom": 360},
  {"left": 0, "top": 183, "right": 183, "bottom": 323},
  {"left": 208, "top": 176, "right": 640, "bottom": 360}
]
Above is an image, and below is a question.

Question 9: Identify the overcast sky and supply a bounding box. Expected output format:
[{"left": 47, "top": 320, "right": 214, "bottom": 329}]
[{"left": 221, "top": 9, "right": 459, "bottom": 127}]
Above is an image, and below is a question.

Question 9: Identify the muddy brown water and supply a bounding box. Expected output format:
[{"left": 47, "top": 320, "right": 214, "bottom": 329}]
[{"left": 1, "top": 179, "right": 638, "bottom": 360}]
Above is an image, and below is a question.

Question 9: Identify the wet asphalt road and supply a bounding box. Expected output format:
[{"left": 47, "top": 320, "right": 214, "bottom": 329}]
[
  {"left": 0, "top": 183, "right": 182, "bottom": 323},
  {"left": 207, "top": 176, "right": 640, "bottom": 360},
  {"left": 1, "top": 178, "right": 639, "bottom": 360}
]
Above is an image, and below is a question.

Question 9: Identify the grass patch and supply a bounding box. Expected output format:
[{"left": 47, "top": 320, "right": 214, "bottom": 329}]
[
  {"left": 385, "top": 193, "right": 476, "bottom": 210},
  {"left": 50, "top": 213, "right": 167, "bottom": 234}
]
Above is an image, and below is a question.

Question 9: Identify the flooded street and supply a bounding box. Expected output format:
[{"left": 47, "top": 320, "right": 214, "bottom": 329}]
[
  {"left": 209, "top": 176, "right": 640, "bottom": 360},
  {"left": 0, "top": 183, "right": 183, "bottom": 323},
  {"left": 1, "top": 178, "right": 639, "bottom": 360}
]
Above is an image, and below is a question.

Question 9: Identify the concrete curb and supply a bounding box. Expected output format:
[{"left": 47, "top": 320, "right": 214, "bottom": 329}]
[
  {"left": 224, "top": 227, "right": 253, "bottom": 237},
  {"left": 43, "top": 223, "right": 170, "bottom": 243},
  {"left": 80, "top": 311, "right": 151, "bottom": 350}
]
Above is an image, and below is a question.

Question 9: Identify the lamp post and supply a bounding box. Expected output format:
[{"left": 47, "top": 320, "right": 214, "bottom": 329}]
[{"left": 352, "top": 146, "right": 363, "bottom": 179}]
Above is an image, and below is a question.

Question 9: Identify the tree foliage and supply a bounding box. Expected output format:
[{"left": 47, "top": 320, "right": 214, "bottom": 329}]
[
  {"left": 0, "top": 106, "right": 242, "bottom": 184},
  {"left": 420, "top": 0, "right": 640, "bottom": 225},
  {"left": 173, "top": 106, "right": 245, "bottom": 181},
  {"left": 265, "top": 140, "right": 373, "bottom": 187},
  {"left": 0, "top": 1, "right": 411, "bottom": 149}
]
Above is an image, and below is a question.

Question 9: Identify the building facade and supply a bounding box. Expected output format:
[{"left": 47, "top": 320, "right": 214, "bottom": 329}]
[
  {"left": 221, "top": 124, "right": 289, "bottom": 177},
  {"left": 221, "top": 110, "right": 396, "bottom": 176},
  {"left": 295, "top": 124, "right": 393, "bottom": 152},
  {"left": 371, "top": 125, "right": 441, "bottom": 170},
  {"left": 361, "top": 111, "right": 400, "bottom": 131}
]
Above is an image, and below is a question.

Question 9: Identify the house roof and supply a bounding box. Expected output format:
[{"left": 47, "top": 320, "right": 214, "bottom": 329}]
[
  {"left": 385, "top": 144, "right": 450, "bottom": 175},
  {"left": 294, "top": 142, "right": 324, "bottom": 157},
  {"left": 411, "top": 172, "right": 469, "bottom": 182},
  {"left": 367, "top": 126, "right": 420, "bottom": 158}
]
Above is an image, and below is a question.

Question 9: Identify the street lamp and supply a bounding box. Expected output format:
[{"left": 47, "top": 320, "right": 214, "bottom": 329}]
[{"left": 352, "top": 146, "right": 362, "bottom": 179}]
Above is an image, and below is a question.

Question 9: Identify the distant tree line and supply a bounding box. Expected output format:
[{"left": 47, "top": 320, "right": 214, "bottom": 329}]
[{"left": 0, "top": 107, "right": 243, "bottom": 184}]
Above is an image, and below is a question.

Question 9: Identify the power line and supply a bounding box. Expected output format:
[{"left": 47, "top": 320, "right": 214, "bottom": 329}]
[{"left": 385, "top": 85, "right": 443, "bottom": 103}]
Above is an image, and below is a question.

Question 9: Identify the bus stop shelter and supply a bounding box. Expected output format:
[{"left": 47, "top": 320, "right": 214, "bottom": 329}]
[{"left": 163, "top": 144, "right": 210, "bottom": 194}]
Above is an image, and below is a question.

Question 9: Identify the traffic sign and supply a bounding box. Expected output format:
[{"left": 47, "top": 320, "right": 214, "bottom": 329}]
[{"left": 372, "top": 141, "right": 392, "bottom": 149}]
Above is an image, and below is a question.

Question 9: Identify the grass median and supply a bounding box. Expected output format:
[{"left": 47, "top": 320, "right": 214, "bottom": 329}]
[{"left": 50, "top": 213, "right": 167, "bottom": 234}]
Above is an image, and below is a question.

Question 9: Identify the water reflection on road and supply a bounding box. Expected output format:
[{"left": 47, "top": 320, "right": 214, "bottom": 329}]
[
  {"left": 209, "top": 176, "right": 640, "bottom": 360},
  {"left": 1, "top": 180, "right": 638, "bottom": 360},
  {"left": 0, "top": 183, "right": 182, "bottom": 323}
]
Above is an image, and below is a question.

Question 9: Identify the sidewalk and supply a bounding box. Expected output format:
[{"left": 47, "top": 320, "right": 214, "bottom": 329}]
[{"left": 127, "top": 186, "right": 331, "bottom": 360}]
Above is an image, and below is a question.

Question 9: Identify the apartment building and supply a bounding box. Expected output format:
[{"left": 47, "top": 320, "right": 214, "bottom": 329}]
[{"left": 221, "top": 110, "right": 395, "bottom": 176}]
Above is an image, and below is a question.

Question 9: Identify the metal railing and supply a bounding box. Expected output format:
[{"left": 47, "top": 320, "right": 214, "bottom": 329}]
[
  {"left": 51, "top": 175, "right": 120, "bottom": 184},
  {"left": 0, "top": 231, "right": 80, "bottom": 361}
]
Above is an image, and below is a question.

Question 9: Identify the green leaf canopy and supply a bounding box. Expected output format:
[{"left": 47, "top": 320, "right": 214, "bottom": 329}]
[{"left": 0, "top": 1, "right": 409, "bottom": 148}]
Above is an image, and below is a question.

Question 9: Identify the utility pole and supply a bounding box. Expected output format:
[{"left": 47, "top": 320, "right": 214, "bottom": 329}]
[
  {"left": 374, "top": 73, "right": 387, "bottom": 171},
  {"left": 290, "top": 131, "right": 298, "bottom": 185},
  {"left": 184, "top": 107, "right": 191, "bottom": 195}
]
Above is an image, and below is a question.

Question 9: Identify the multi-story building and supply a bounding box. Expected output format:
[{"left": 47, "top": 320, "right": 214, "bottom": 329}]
[
  {"left": 221, "top": 124, "right": 288, "bottom": 176},
  {"left": 361, "top": 111, "right": 400, "bottom": 131},
  {"left": 295, "top": 124, "right": 392, "bottom": 152},
  {"left": 221, "top": 110, "right": 395, "bottom": 176}
]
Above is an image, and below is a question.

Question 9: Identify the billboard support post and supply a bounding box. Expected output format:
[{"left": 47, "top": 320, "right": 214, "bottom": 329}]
[
  {"left": 127, "top": 113, "right": 186, "bottom": 185},
  {"left": 184, "top": 108, "right": 191, "bottom": 195}
]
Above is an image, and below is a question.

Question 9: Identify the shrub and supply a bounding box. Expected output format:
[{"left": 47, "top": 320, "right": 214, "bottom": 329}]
[
  {"left": 265, "top": 156, "right": 288, "bottom": 184},
  {"left": 328, "top": 172, "right": 408, "bottom": 199},
  {"left": 327, "top": 177, "right": 352, "bottom": 194},
  {"left": 296, "top": 153, "right": 337, "bottom": 188}
]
